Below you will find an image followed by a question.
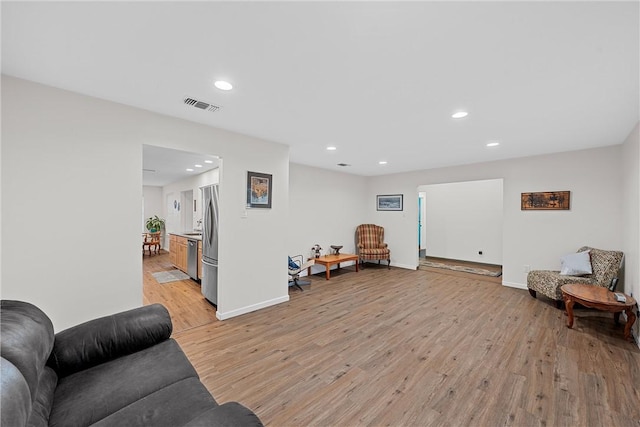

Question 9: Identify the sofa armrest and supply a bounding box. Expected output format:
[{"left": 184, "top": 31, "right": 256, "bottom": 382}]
[
  {"left": 184, "top": 402, "right": 264, "bottom": 427},
  {"left": 47, "top": 304, "right": 172, "bottom": 377}
]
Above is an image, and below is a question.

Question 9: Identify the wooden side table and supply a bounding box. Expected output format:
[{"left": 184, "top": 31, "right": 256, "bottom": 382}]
[
  {"left": 561, "top": 283, "right": 637, "bottom": 342},
  {"left": 308, "top": 253, "right": 359, "bottom": 280}
]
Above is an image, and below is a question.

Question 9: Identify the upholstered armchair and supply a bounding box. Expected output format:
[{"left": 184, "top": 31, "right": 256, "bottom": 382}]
[
  {"left": 527, "top": 246, "right": 623, "bottom": 308},
  {"left": 356, "top": 224, "right": 390, "bottom": 269}
]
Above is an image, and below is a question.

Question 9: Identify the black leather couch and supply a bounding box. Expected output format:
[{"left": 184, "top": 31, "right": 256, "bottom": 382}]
[{"left": 1, "top": 300, "right": 263, "bottom": 426}]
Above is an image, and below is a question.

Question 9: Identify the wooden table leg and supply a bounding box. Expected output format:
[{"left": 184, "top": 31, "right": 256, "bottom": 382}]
[
  {"left": 565, "top": 298, "right": 575, "bottom": 328},
  {"left": 614, "top": 311, "right": 621, "bottom": 325},
  {"left": 325, "top": 264, "right": 330, "bottom": 280},
  {"left": 624, "top": 308, "right": 636, "bottom": 341}
]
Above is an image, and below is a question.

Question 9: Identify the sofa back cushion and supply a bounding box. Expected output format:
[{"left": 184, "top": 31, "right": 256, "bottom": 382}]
[
  {"left": 0, "top": 300, "right": 56, "bottom": 426},
  {"left": 47, "top": 303, "right": 173, "bottom": 377}
]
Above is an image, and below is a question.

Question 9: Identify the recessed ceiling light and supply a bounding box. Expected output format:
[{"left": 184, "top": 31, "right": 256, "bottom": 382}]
[
  {"left": 214, "top": 80, "right": 233, "bottom": 91},
  {"left": 186, "top": 168, "right": 194, "bottom": 172},
  {"left": 194, "top": 164, "right": 203, "bottom": 168},
  {"left": 379, "top": 161, "right": 388, "bottom": 165},
  {"left": 204, "top": 160, "right": 214, "bottom": 164},
  {"left": 451, "top": 111, "right": 468, "bottom": 119},
  {"left": 486, "top": 141, "right": 500, "bottom": 147},
  {"left": 326, "top": 146, "right": 337, "bottom": 151}
]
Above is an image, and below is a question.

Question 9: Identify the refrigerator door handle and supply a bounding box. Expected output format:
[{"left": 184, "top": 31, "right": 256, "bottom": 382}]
[
  {"left": 205, "top": 199, "right": 214, "bottom": 247},
  {"left": 202, "top": 259, "right": 218, "bottom": 267}
]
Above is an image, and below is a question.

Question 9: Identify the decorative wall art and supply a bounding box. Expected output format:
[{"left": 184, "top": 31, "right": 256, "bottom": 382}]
[
  {"left": 247, "top": 171, "right": 272, "bottom": 208},
  {"left": 521, "top": 191, "right": 570, "bottom": 210},
  {"left": 377, "top": 194, "right": 403, "bottom": 211}
]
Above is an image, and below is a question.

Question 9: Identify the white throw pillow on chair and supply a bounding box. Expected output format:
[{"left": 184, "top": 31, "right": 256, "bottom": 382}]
[{"left": 559, "top": 250, "right": 592, "bottom": 276}]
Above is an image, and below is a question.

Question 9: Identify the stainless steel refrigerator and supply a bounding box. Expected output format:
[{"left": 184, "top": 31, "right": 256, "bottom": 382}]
[{"left": 201, "top": 184, "right": 219, "bottom": 305}]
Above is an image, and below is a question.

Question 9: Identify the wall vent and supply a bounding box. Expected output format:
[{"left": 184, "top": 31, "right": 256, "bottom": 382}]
[{"left": 183, "top": 97, "right": 221, "bottom": 112}]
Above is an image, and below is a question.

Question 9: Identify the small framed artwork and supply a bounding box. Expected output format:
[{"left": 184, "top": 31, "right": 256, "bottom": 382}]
[
  {"left": 521, "top": 191, "right": 570, "bottom": 210},
  {"left": 247, "top": 171, "right": 272, "bottom": 208},
  {"left": 377, "top": 194, "right": 403, "bottom": 211}
]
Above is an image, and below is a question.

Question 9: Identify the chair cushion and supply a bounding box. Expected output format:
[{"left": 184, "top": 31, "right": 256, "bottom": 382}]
[
  {"left": 527, "top": 270, "right": 595, "bottom": 301},
  {"left": 288, "top": 257, "right": 299, "bottom": 270},
  {"left": 91, "top": 378, "right": 217, "bottom": 427},
  {"left": 49, "top": 339, "right": 199, "bottom": 427},
  {"left": 559, "top": 250, "right": 592, "bottom": 276},
  {"left": 360, "top": 248, "right": 390, "bottom": 256}
]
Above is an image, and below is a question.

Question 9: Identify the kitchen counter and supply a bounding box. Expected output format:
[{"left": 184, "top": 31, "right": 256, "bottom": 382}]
[{"left": 170, "top": 232, "right": 202, "bottom": 241}]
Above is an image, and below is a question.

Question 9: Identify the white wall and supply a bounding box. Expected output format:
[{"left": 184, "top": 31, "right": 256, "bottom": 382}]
[
  {"left": 1, "top": 76, "right": 289, "bottom": 330},
  {"left": 622, "top": 122, "right": 639, "bottom": 345},
  {"left": 367, "top": 145, "right": 624, "bottom": 287},
  {"left": 420, "top": 179, "right": 503, "bottom": 265},
  {"left": 288, "top": 163, "right": 367, "bottom": 275},
  {"left": 143, "top": 186, "right": 163, "bottom": 231}
]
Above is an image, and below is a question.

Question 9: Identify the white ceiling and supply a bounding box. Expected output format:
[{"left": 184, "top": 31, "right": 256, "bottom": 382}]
[
  {"left": 2, "top": 2, "right": 638, "bottom": 177},
  {"left": 143, "top": 145, "right": 219, "bottom": 187}
]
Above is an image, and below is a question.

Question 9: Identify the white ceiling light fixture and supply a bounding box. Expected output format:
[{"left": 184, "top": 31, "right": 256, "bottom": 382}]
[
  {"left": 204, "top": 160, "right": 214, "bottom": 164},
  {"left": 451, "top": 111, "right": 468, "bottom": 119},
  {"left": 194, "top": 164, "right": 203, "bottom": 168},
  {"left": 186, "top": 168, "right": 194, "bottom": 172},
  {"left": 326, "top": 146, "right": 337, "bottom": 151},
  {"left": 379, "top": 161, "right": 388, "bottom": 165},
  {"left": 486, "top": 141, "right": 500, "bottom": 147},
  {"left": 214, "top": 80, "right": 233, "bottom": 91}
]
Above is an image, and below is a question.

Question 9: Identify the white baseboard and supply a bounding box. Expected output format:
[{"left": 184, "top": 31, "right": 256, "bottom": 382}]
[
  {"left": 391, "top": 262, "right": 418, "bottom": 270},
  {"left": 502, "top": 281, "right": 527, "bottom": 290},
  {"left": 216, "top": 295, "right": 289, "bottom": 320}
]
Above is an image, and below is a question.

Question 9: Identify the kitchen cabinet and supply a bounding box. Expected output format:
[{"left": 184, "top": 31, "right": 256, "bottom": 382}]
[
  {"left": 170, "top": 234, "right": 188, "bottom": 273},
  {"left": 169, "top": 234, "right": 178, "bottom": 266},
  {"left": 176, "top": 239, "right": 188, "bottom": 273}
]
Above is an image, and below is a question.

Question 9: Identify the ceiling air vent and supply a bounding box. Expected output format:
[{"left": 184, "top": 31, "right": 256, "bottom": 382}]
[
  {"left": 337, "top": 163, "right": 351, "bottom": 167},
  {"left": 183, "top": 97, "right": 220, "bottom": 112}
]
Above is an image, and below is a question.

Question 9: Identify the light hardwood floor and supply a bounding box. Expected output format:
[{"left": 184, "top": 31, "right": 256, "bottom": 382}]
[{"left": 143, "top": 253, "right": 640, "bottom": 426}]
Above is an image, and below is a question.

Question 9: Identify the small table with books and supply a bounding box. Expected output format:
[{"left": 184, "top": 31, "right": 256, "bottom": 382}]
[{"left": 561, "top": 283, "right": 637, "bottom": 342}]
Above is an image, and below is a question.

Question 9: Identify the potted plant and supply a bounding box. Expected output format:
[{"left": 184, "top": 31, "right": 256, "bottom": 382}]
[{"left": 145, "top": 215, "right": 165, "bottom": 233}]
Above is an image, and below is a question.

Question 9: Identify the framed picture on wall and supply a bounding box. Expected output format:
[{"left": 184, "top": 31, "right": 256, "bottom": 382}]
[
  {"left": 247, "top": 171, "right": 272, "bottom": 208},
  {"left": 521, "top": 191, "right": 570, "bottom": 210},
  {"left": 377, "top": 194, "right": 403, "bottom": 211}
]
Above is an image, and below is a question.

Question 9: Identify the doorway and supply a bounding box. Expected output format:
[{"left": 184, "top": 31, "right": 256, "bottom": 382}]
[
  {"left": 418, "top": 192, "right": 426, "bottom": 258},
  {"left": 417, "top": 179, "right": 503, "bottom": 268},
  {"left": 142, "top": 144, "right": 220, "bottom": 333}
]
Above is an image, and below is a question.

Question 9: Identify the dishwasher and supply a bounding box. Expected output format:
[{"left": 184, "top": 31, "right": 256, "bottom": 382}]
[{"left": 187, "top": 239, "right": 198, "bottom": 281}]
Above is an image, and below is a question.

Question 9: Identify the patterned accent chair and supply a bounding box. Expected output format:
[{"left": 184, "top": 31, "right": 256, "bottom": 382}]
[
  {"left": 527, "top": 246, "right": 623, "bottom": 308},
  {"left": 356, "top": 224, "right": 391, "bottom": 269}
]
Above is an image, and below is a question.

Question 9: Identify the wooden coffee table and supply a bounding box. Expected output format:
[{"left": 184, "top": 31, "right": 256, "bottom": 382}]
[
  {"left": 308, "top": 253, "right": 359, "bottom": 280},
  {"left": 561, "top": 283, "right": 637, "bottom": 341}
]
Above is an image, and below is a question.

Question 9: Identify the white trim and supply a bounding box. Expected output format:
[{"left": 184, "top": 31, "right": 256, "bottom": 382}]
[
  {"left": 216, "top": 295, "right": 289, "bottom": 320},
  {"left": 391, "top": 262, "right": 418, "bottom": 270},
  {"left": 502, "top": 281, "right": 527, "bottom": 290}
]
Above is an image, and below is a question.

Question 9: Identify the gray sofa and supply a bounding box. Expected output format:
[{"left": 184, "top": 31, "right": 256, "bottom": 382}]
[{"left": 0, "top": 300, "right": 263, "bottom": 426}]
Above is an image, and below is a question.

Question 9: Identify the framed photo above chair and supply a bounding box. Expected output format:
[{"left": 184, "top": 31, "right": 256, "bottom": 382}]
[{"left": 377, "top": 194, "right": 403, "bottom": 211}]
